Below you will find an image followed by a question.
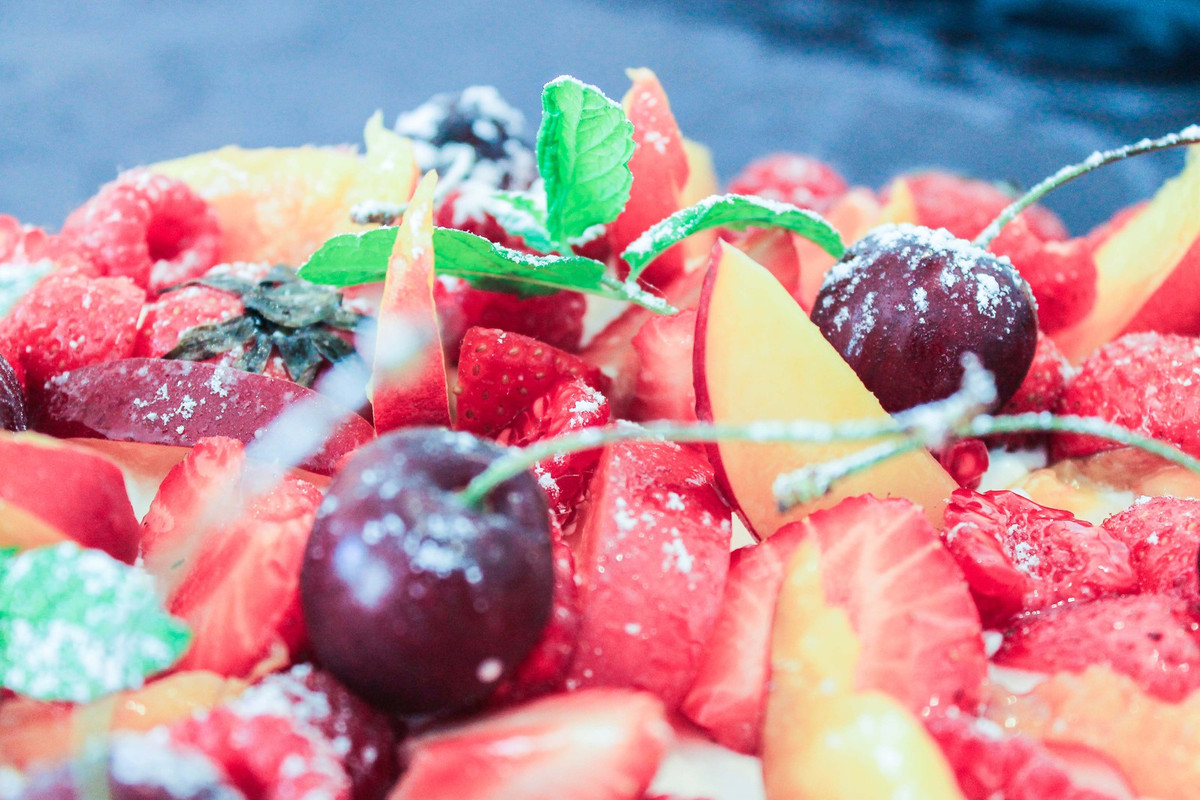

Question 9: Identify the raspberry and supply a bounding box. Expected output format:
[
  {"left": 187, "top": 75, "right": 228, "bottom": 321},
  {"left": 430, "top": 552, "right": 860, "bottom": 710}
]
[
  {"left": 992, "top": 331, "right": 1073, "bottom": 450},
  {"left": 1103, "top": 496, "right": 1200, "bottom": 606},
  {"left": 726, "top": 153, "right": 847, "bottom": 212},
  {"left": 60, "top": 170, "right": 222, "bottom": 292}
]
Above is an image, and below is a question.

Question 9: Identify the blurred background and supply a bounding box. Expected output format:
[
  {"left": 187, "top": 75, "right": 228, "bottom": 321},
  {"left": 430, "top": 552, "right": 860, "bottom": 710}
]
[{"left": 2, "top": 0, "right": 1198, "bottom": 231}]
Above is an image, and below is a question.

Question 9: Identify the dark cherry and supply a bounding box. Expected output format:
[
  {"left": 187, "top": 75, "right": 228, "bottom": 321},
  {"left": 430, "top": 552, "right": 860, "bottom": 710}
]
[
  {"left": 12, "top": 730, "right": 239, "bottom": 800},
  {"left": 0, "top": 354, "right": 27, "bottom": 432},
  {"left": 300, "top": 427, "right": 554, "bottom": 717},
  {"left": 811, "top": 223, "right": 1038, "bottom": 413}
]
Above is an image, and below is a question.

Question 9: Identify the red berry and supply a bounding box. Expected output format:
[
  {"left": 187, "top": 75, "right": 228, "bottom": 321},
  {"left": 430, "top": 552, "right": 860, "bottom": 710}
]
[
  {"left": 435, "top": 276, "right": 586, "bottom": 357},
  {"left": 940, "top": 489, "right": 1137, "bottom": 627},
  {"left": 1103, "top": 496, "right": 1200, "bottom": 606},
  {"left": 134, "top": 284, "right": 245, "bottom": 358},
  {"left": 992, "top": 331, "right": 1073, "bottom": 450},
  {"left": 900, "top": 171, "right": 1067, "bottom": 243},
  {"left": 630, "top": 307, "right": 697, "bottom": 423},
  {"left": 1053, "top": 332, "right": 1200, "bottom": 461},
  {"left": 60, "top": 170, "right": 222, "bottom": 292},
  {"left": 991, "top": 215, "right": 1097, "bottom": 333},
  {"left": 726, "top": 153, "right": 848, "bottom": 212}
]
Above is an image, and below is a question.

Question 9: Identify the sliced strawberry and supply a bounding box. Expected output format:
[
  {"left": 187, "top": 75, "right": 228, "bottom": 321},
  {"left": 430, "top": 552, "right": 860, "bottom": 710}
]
[
  {"left": 233, "top": 664, "right": 401, "bottom": 800},
  {"left": 566, "top": 440, "right": 732, "bottom": 709},
  {"left": 496, "top": 378, "right": 610, "bottom": 524},
  {"left": 435, "top": 276, "right": 587, "bottom": 357},
  {"left": 630, "top": 308, "right": 697, "bottom": 423},
  {"left": 3, "top": 271, "right": 144, "bottom": 386},
  {"left": 940, "top": 489, "right": 1137, "bottom": 627},
  {"left": 809, "top": 495, "right": 987, "bottom": 713},
  {"left": 995, "top": 594, "right": 1200, "bottom": 702},
  {"left": 1053, "top": 332, "right": 1200, "bottom": 461},
  {"left": 169, "top": 705, "right": 351, "bottom": 800},
  {"left": 680, "top": 521, "right": 807, "bottom": 755},
  {"left": 991, "top": 215, "right": 1097, "bottom": 333},
  {"left": 899, "top": 171, "right": 1067, "bottom": 243},
  {"left": 142, "top": 437, "right": 321, "bottom": 677},
  {"left": 392, "top": 688, "right": 673, "bottom": 800},
  {"left": 454, "top": 327, "right": 608, "bottom": 437},
  {"left": 726, "top": 153, "right": 847, "bottom": 213},
  {"left": 1103, "top": 496, "right": 1200, "bottom": 606},
  {"left": 925, "top": 707, "right": 1133, "bottom": 800}
]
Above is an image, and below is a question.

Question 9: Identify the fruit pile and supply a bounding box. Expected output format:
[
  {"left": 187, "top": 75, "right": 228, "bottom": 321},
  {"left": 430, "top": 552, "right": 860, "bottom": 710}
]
[{"left": 0, "top": 69, "right": 1199, "bottom": 800}]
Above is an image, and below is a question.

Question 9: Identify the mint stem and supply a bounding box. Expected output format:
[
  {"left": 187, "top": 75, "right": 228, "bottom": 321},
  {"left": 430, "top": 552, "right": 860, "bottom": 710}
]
[{"left": 974, "top": 125, "right": 1200, "bottom": 249}]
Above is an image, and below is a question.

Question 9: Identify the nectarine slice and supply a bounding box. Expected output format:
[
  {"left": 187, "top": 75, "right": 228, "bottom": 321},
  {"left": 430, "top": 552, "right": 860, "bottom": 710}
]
[
  {"left": 1054, "top": 146, "right": 1200, "bottom": 362},
  {"left": 693, "top": 241, "right": 955, "bottom": 537}
]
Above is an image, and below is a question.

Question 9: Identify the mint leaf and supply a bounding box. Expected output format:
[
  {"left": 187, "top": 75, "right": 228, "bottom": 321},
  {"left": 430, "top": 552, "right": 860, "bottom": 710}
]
[
  {"left": 483, "top": 190, "right": 554, "bottom": 253},
  {"left": 538, "top": 76, "right": 635, "bottom": 251},
  {"left": 0, "top": 543, "right": 191, "bottom": 702},
  {"left": 621, "top": 194, "right": 847, "bottom": 280},
  {"left": 298, "top": 227, "right": 395, "bottom": 287}
]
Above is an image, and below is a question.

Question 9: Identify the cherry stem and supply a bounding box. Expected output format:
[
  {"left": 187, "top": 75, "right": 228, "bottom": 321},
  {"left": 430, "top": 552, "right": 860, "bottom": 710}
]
[{"left": 974, "top": 125, "right": 1200, "bottom": 249}]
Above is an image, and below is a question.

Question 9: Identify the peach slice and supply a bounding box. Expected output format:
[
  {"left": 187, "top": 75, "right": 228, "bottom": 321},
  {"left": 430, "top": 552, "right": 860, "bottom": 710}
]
[
  {"left": 371, "top": 171, "right": 451, "bottom": 433},
  {"left": 151, "top": 113, "right": 418, "bottom": 266},
  {"left": 679, "top": 139, "right": 720, "bottom": 266},
  {"left": 693, "top": 240, "right": 956, "bottom": 537},
  {"left": 763, "top": 538, "right": 962, "bottom": 799},
  {"left": 1053, "top": 146, "right": 1200, "bottom": 362}
]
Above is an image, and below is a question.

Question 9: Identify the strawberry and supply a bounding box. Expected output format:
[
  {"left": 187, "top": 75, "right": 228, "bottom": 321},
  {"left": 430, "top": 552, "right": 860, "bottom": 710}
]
[
  {"left": 454, "top": 327, "right": 609, "bottom": 437},
  {"left": 566, "top": 440, "right": 732, "bottom": 709},
  {"left": 392, "top": 688, "right": 674, "bottom": 800},
  {"left": 1103, "top": 496, "right": 1200, "bottom": 606},
  {"left": 435, "top": 276, "right": 587, "bottom": 358},
  {"left": 681, "top": 521, "right": 807, "bottom": 755},
  {"left": 496, "top": 378, "right": 610, "bottom": 524},
  {"left": 232, "top": 664, "right": 401, "bottom": 800},
  {"left": 1053, "top": 332, "right": 1200, "bottom": 461},
  {"left": 725, "top": 153, "right": 847, "bottom": 213},
  {"left": 805, "top": 495, "right": 988, "bottom": 714},
  {"left": 59, "top": 170, "right": 222, "bottom": 292},
  {"left": 141, "top": 437, "right": 321, "bottom": 677},
  {"left": 940, "top": 489, "right": 1137, "bottom": 627},
  {"left": 630, "top": 308, "right": 697, "bottom": 423},
  {"left": 1, "top": 271, "right": 144, "bottom": 387},
  {"left": 925, "top": 707, "right": 1133, "bottom": 800},
  {"left": 898, "top": 171, "right": 1067, "bottom": 242},
  {"left": 134, "top": 283, "right": 246, "bottom": 359},
  {"left": 991, "top": 215, "right": 1097, "bottom": 333},
  {"left": 168, "top": 705, "right": 351, "bottom": 800},
  {"left": 995, "top": 594, "right": 1200, "bottom": 702}
]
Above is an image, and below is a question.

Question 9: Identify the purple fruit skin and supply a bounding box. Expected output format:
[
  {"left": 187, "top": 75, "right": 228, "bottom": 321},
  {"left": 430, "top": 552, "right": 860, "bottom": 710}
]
[
  {"left": 812, "top": 223, "right": 1038, "bottom": 413},
  {"left": 0, "top": 355, "right": 27, "bottom": 432},
  {"left": 300, "top": 427, "right": 554, "bottom": 717}
]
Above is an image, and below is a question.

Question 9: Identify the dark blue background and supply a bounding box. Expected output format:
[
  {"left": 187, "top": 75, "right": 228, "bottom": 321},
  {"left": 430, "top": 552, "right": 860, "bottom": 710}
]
[{"left": 2, "top": 0, "right": 1197, "bottom": 232}]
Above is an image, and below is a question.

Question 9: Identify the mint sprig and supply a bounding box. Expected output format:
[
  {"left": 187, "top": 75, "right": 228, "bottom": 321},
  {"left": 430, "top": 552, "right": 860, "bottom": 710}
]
[
  {"left": 620, "top": 194, "right": 847, "bottom": 280},
  {"left": 538, "top": 76, "right": 635, "bottom": 252},
  {"left": 0, "top": 543, "right": 191, "bottom": 702}
]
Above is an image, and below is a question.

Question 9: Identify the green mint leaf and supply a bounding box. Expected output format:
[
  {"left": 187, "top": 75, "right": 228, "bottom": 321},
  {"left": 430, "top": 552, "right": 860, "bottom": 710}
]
[
  {"left": 0, "top": 543, "right": 191, "bottom": 702},
  {"left": 298, "top": 228, "right": 396, "bottom": 287},
  {"left": 621, "top": 193, "right": 847, "bottom": 280},
  {"left": 538, "top": 76, "right": 635, "bottom": 251},
  {"left": 483, "top": 190, "right": 555, "bottom": 253},
  {"left": 434, "top": 228, "right": 674, "bottom": 312}
]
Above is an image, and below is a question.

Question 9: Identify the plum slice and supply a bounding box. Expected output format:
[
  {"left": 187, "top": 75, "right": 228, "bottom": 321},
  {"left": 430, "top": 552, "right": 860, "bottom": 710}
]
[{"left": 31, "top": 358, "right": 372, "bottom": 475}]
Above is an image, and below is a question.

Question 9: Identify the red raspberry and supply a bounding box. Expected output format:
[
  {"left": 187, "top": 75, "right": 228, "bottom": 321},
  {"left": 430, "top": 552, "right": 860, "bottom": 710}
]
[
  {"left": 1103, "top": 496, "right": 1200, "bottom": 606},
  {"left": 1053, "top": 332, "right": 1200, "bottom": 461},
  {"left": 0, "top": 214, "right": 89, "bottom": 273},
  {"left": 992, "top": 331, "right": 1073, "bottom": 450},
  {"left": 3, "top": 271, "right": 145, "bottom": 386},
  {"left": 435, "top": 275, "right": 586, "bottom": 358},
  {"left": 60, "top": 170, "right": 222, "bottom": 292},
  {"left": 726, "top": 153, "right": 848, "bottom": 212},
  {"left": 940, "top": 489, "right": 1137, "bottom": 626}
]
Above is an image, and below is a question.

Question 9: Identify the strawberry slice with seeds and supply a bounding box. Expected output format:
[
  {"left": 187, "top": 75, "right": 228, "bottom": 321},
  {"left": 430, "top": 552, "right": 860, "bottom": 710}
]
[
  {"left": 995, "top": 594, "right": 1200, "bottom": 702},
  {"left": 1103, "top": 496, "right": 1200, "bottom": 606},
  {"left": 808, "top": 495, "right": 988, "bottom": 713},
  {"left": 454, "top": 327, "right": 608, "bottom": 437},
  {"left": 435, "top": 276, "right": 587, "bottom": 358},
  {"left": 630, "top": 308, "right": 697, "bottom": 423},
  {"left": 566, "top": 440, "right": 732, "bottom": 709},
  {"left": 392, "top": 688, "right": 673, "bottom": 800},
  {"left": 940, "top": 489, "right": 1137, "bottom": 627}
]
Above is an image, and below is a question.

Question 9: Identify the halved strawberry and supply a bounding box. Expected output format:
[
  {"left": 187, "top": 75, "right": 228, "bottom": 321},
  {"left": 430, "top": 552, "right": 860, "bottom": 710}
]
[
  {"left": 1053, "top": 332, "right": 1200, "bottom": 461},
  {"left": 454, "top": 327, "right": 608, "bottom": 437},
  {"left": 1102, "top": 496, "right": 1200, "bottom": 606},
  {"left": 141, "top": 437, "right": 321, "bottom": 677},
  {"left": 629, "top": 308, "right": 697, "bottom": 423},
  {"left": 808, "top": 495, "right": 988, "bottom": 713},
  {"left": 991, "top": 215, "right": 1097, "bottom": 333},
  {"left": 995, "top": 594, "right": 1200, "bottom": 702},
  {"left": 680, "top": 521, "right": 807, "bottom": 755},
  {"left": 566, "top": 440, "right": 732, "bottom": 709},
  {"left": 940, "top": 489, "right": 1137, "bottom": 627},
  {"left": 392, "top": 688, "right": 673, "bottom": 800},
  {"left": 169, "top": 705, "right": 351, "bottom": 800},
  {"left": 925, "top": 707, "right": 1134, "bottom": 800},
  {"left": 435, "top": 276, "right": 587, "bottom": 358}
]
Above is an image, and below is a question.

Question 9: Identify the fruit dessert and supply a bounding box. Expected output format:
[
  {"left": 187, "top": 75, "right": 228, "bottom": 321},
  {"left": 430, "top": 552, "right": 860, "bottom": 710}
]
[{"left": 0, "top": 68, "right": 1199, "bottom": 800}]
